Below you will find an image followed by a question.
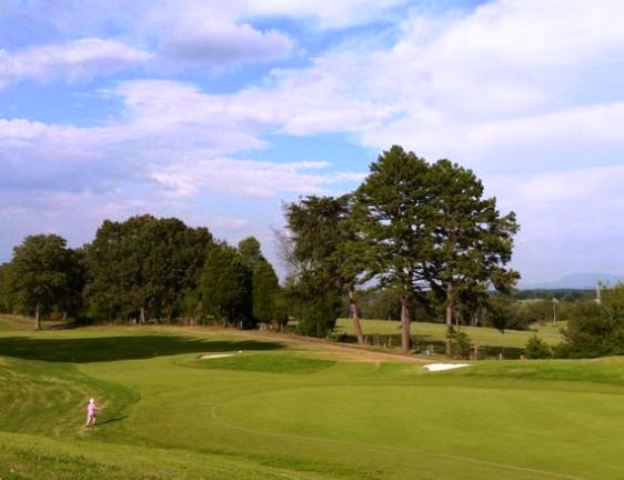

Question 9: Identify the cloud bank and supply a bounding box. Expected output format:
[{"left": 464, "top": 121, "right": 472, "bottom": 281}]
[{"left": 2, "top": 0, "right": 624, "bottom": 282}]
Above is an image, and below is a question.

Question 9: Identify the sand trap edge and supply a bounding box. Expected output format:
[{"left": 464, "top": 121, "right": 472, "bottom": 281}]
[{"left": 424, "top": 363, "right": 470, "bottom": 372}]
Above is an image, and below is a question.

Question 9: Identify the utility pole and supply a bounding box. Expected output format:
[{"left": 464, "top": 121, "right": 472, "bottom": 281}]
[{"left": 552, "top": 297, "right": 559, "bottom": 325}]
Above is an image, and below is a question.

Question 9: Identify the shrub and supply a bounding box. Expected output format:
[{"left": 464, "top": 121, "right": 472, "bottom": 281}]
[
  {"left": 557, "top": 285, "right": 624, "bottom": 358},
  {"left": 525, "top": 334, "right": 552, "bottom": 359},
  {"left": 447, "top": 326, "right": 472, "bottom": 359}
]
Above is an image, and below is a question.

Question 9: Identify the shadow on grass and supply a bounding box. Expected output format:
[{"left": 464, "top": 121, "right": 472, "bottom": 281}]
[
  {"left": 97, "top": 416, "right": 126, "bottom": 426},
  {"left": 0, "top": 335, "right": 283, "bottom": 363}
]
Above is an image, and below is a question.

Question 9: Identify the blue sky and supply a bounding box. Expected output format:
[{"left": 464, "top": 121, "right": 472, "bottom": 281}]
[{"left": 1, "top": 0, "right": 623, "bottom": 284}]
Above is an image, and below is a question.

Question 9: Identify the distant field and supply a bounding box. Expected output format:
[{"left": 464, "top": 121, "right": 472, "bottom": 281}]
[
  {"left": 1, "top": 322, "right": 622, "bottom": 479},
  {"left": 335, "top": 318, "right": 564, "bottom": 350}
]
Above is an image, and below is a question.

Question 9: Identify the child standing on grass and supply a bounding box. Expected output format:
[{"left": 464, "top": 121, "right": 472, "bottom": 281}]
[{"left": 85, "top": 398, "right": 98, "bottom": 426}]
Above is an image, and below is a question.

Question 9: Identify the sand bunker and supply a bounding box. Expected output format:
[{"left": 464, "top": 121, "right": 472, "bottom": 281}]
[
  {"left": 424, "top": 363, "right": 469, "bottom": 372},
  {"left": 199, "top": 353, "right": 237, "bottom": 360}
]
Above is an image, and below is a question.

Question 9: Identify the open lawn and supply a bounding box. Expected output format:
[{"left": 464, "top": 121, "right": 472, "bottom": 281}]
[
  {"left": 335, "top": 318, "right": 564, "bottom": 353},
  {"left": 0, "top": 322, "right": 621, "bottom": 479}
]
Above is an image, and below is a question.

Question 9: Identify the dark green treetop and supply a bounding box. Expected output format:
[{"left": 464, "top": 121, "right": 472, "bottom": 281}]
[
  {"left": 283, "top": 194, "right": 352, "bottom": 337},
  {"left": 252, "top": 259, "right": 280, "bottom": 325},
  {"left": 200, "top": 243, "right": 253, "bottom": 327},
  {"left": 425, "top": 159, "right": 519, "bottom": 329},
  {"left": 5, "top": 234, "right": 81, "bottom": 329},
  {"left": 84, "top": 215, "right": 213, "bottom": 321}
]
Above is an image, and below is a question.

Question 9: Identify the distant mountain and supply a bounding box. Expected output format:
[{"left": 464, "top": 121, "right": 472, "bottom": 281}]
[{"left": 522, "top": 273, "right": 624, "bottom": 290}]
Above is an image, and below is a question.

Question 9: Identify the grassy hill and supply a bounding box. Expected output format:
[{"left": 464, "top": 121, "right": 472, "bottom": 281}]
[
  {"left": 334, "top": 318, "right": 564, "bottom": 353},
  {"left": 0, "top": 323, "right": 620, "bottom": 479},
  {"left": 0, "top": 314, "right": 66, "bottom": 332}
]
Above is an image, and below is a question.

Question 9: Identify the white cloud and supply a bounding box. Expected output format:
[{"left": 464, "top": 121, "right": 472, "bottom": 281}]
[
  {"left": 64, "top": 1, "right": 296, "bottom": 67},
  {"left": 242, "top": 0, "right": 410, "bottom": 28},
  {"left": 196, "top": 0, "right": 624, "bottom": 177},
  {"left": 3, "top": 0, "right": 624, "bottom": 280},
  {"left": 487, "top": 165, "right": 624, "bottom": 282},
  {"left": 25, "top": 0, "right": 411, "bottom": 34},
  {"left": 160, "top": 21, "right": 293, "bottom": 65},
  {"left": 0, "top": 0, "right": 414, "bottom": 79},
  {"left": 150, "top": 156, "right": 338, "bottom": 198},
  {"left": 0, "top": 39, "right": 152, "bottom": 85},
  {"left": 0, "top": 76, "right": 363, "bottom": 201}
]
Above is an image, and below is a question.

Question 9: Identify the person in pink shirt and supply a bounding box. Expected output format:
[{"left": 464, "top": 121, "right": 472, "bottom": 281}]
[{"left": 85, "top": 398, "right": 99, "bottom": 426}]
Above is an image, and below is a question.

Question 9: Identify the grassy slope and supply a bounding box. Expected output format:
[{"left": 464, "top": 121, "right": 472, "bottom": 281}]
[
  {"left": 0, "top": 314, "right": 65, "bottom": 332},
  {"left": 0, "top": 325, "right": 621, "bottom": 480},
  {"left": 335, "top": 318, "right": 564, "bottom": 348}
]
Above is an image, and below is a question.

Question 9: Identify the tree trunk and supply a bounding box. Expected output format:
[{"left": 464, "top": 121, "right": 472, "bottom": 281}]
[
  {"left": 348, "top": 287, "right": 365, "bottom": 345},
  {"left": 140, "top": 306, "right": 146, "bottom": 324},
  {"left": 35, "top": 304, "right": 42, "bottom": 331},
  {"left": 400, "top": 297, "right": 411, "bottom": 355},
  {"left": 445, "top": 286, "right": 454, "bottom": 356}
]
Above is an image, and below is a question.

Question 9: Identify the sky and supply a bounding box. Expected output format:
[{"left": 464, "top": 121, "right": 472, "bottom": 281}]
[{"left": 1, "top": 0, "right": 624, "bottom": 284}]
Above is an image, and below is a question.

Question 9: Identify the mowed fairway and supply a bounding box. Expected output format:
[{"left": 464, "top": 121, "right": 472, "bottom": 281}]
[{"left": 0, "top": 320, "right": 622, "bottom": 479}]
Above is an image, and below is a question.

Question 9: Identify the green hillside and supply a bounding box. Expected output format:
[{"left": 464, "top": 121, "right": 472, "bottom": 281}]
[{"left": 0, "top": 325, "right": 620, "bottom": 479}]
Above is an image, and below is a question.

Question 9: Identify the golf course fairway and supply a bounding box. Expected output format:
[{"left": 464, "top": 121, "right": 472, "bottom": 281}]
[{"left": 0, "top": 324, "right": 622, "bottom": 479}]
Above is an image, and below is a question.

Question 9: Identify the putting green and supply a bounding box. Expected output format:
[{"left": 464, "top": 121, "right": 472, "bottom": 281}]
[{"left": 218, "top": 384, "right": 622, "bottom": 479}]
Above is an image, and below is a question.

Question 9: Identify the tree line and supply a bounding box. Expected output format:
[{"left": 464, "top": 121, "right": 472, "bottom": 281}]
[
  {"left": 0, "top": 145, "right": 520, "bottom": 356},
  {"left": 2, "top": 145, "right": 619, "bottom": 359},
  {"left": 0, "top": 215, "right": 284, "bottom": 330}
]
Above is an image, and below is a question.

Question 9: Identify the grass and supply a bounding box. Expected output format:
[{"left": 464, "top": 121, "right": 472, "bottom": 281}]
[
  {"left": 335, "top": 318, "right": 564, "bottom": 351},
  {"left": 189, "top": 353, "right": 336, "bottom": 373},
  {"left": 1, "top": 322, "right": 622, "bottom": 479}
]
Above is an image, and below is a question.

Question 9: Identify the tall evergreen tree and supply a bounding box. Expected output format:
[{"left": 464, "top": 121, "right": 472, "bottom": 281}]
[
  {"left": 352, "top": 146, "right": 434, "bottom": 354},
  {"left": 238, "top": 237, "right": 263, "bottom": 269},
  {"left": 238, "top": 236, "right": 282, "bottom": 327},
  {"left": 284, "top": 195, "right": 355, "bottom": 338},
  {"left": 425, "top": 159, "right": 519, "bottom": 353},
  {"left": 252, "top": 259, "right": 280, "bottom": 326},
  {"left": 200, "top": 243, "right": 253, "bottom": 327}
]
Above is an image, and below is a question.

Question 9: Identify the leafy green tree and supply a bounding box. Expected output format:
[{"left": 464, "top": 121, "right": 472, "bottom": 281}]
[
  {"left": 352, "top": 146, "right": 434, "bottom": 353},
  {"left": 252, "top": 259, "right": 280, "bottom": 326},
  {"left": 454, "top": 288, "right": 490, "bottom": 327},
  {"left": 356, "top": 287, "right": 402, "bottom": 321},
  {"left": 238, "top": 237, "right": 263, "bottom": 269},
  {"left": 446, "top": 326, "right": 472, "bottom": 359},
  {"left": 482, "top": 297, "right": 565, "bottom": 332},
  {"left": 273, "top": 289, "right": 290, "bottom": 330},
  {"left": 56, "top": 247, "right": 86, "bottom": 320},
  {"left": 200, "top": 244, "right": 253, "bottom": 327},
  {"left": 284, "top": 270, "right": 342, "bottom": 337},
  {"left": 284, "top": 195, "right": 361, "bottom": 339},
  {"left": 5, "top": 234, "right": 80, "bottom": 330},
  {"left": 557, "top": 284, "right": 624, "bottom": 358},
  {"left": 425, "top": 159, "right": 519, "bottom": 354},
  {"left": 85, "top": 215, "right": 213, "bottom": 322},
  {"left": 482, "top": 296, "right": 520, "bottom": 331},
  {"left": 0, "top": 263, "right": 12, "bottom": 313},
  {"left": 238, "top": 236, "right": 283, "bottom": 328}
]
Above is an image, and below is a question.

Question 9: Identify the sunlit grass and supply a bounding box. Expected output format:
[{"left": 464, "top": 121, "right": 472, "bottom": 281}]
[
  {"left": 0, "top": 325, "right": 620, "bottom": 479},
  {"left": 335, "top": 318, "right": 563, "bottom": 348}
]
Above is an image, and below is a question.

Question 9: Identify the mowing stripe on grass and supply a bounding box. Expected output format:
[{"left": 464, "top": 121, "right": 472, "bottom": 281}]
[{"left": 210, "top": 387, "right": 587, "bottom": 480}]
